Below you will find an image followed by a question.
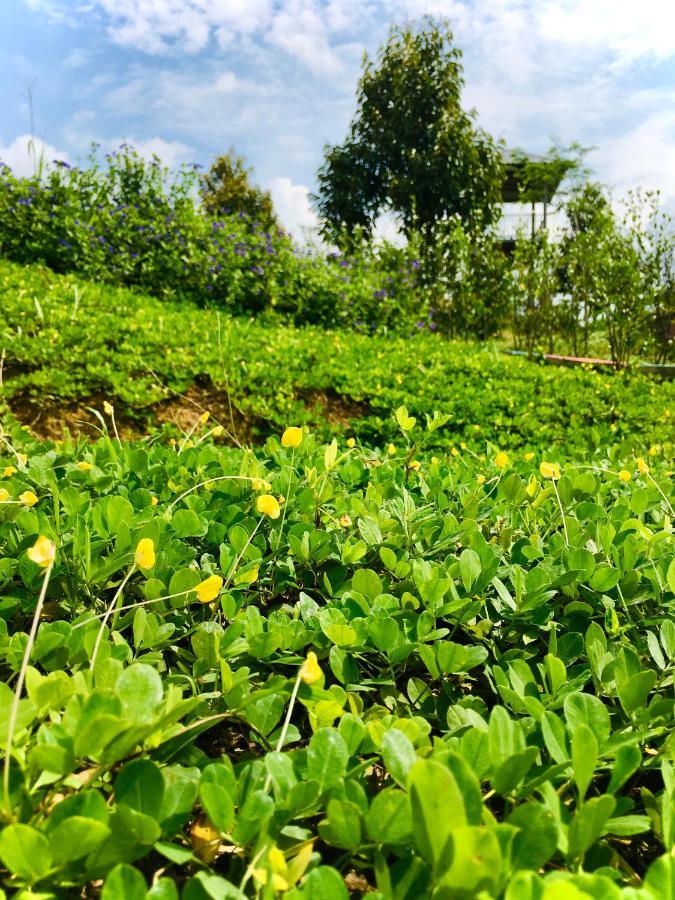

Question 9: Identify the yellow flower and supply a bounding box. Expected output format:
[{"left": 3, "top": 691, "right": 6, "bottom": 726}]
[
  {"left": 190, "top": 818, "right": 220, "bottom": 864},
  {"left": 0, "top": 488, "right": 10, "bottom": 502},
  {"left": 495, "top": 451, "right": 509, "bottom": 469},
  {"left": 3, "top": 466, "right": 16, "bottom": 477},
  {"left": 395, "top": 374, "right": 403, "bottom": 384},
  {"left": 251, "top": 478, "right": 272, "bottom": 492},
  {"left": 346, "top": 437, "right": 356, "bottom": 449},
  {"left": 169, "top": 438, "right": 177, "bottom": 446},
  {"left": 77, "top": 461, "right": 93, "bottom": 471},
  {"left": 256, "top": 494, "right": 280, "bottom": 519},
  {"left": 451, "top": 447, "right": 459, "bottom": 457},
  {"left": 524, "top": 452, "right": 535, "bottom": 462},
  {"left": 431, "top": 456, "right": 438, "bottom": 464},
  {"left": 387, "top": 444, "right": 396, "bottom": 456},
  {"left": 103, "top": 401, "right": 114, "bottom": 416},
  {"left": 648, "top": 446, "right": 658, "bottom": 457},
  {"left": 150, "top": 495, "right": 158, "bottom": 506},
  {"left": 460, "top": 442, "right": 467, "bottom": 450},
  {"left": 212, "top": 425, "right": 224, "bottom": 437},
  {"left": 195, "top": 575, "right": 223, "bottom": 603},
  {"left": 636, "top": 458, "right": 649, "bottom": 475},
  {"left": 540, "top": 462, "right": 561, "bottom": 480},
  {"left": 135, "top": 537, "right": 156, "bottom": 569},
  {"left": 199, "top": 411, "right": 210, "bottom": 424},
  {"left": 281, "top": 426, "right": 303, "bottom": 448},
  {"left": 477, "top": 474, "right": 486, "bottom": 485},
  {"left": 20, "top": 490, "right": 38, "bottom": 507},
  {"left": 268, "top": 846, "right": 287, "bottom": 877},
  {"left": 339, "top": 514, "right": 352, "bottom": 528},
  {"left": 17, "top": 453, "right": 28, "bottom": 467},
  {"left": 27, "top": 535, "right": 55, "bottom": 568},
  {"left": 409, "top": 460, "right": 421, "bottom": 471},
  {"left": 618, "top": 469, "right": 631, "bottom": 482},
  {"left": 299, "top": 651, "right": 322, "bottom": 685},
  {"left": 278, "top": 495, "right": 286, "bottom": 505}
]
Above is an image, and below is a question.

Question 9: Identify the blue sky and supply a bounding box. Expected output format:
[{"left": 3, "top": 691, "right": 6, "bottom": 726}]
[{"left": 1, "top": 0, "right": 674, "bottom": 237}]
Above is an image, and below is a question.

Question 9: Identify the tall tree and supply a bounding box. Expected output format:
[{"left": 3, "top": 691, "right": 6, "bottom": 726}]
[
  {"left": 314, "top": 18, "right": 504, "bottom": 246},
  {"left": 200, "top": 150, "right": 278, "bottom": 230}
]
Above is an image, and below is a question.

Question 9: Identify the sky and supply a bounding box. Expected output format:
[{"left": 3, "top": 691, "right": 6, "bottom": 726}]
[{"left": 1, "top": 0, "right": 675, "bottom": 238}]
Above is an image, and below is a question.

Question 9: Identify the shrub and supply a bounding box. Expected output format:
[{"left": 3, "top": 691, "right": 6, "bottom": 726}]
[{"left": 0, "top": 145, "right": 423, "bottom": 329}]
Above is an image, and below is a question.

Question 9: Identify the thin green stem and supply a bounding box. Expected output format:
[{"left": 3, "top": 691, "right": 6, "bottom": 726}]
[
  {"left": 90, "top": 564, "right": 136, "bottom": 670},
  {"left": 3, "top": 561, "right": 53, "bottom": 819},
  {"left": 552, "top": 479, "right": 569, "bottom": 545}
]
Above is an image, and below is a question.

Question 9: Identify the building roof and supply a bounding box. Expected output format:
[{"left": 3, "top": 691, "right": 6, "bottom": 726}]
[{"left": 501, "top": 150, "right": 576, "bottom": 204}]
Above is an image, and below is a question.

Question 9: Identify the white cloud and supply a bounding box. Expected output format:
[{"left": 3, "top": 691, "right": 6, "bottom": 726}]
[
  {"left": 108, "top": 136, "right": 195, "bottom": 169},
  {"left": 0, "top": 133, "right": 70, "bottom": 176},
  {"left": 268, "top": 176, "right": 319, "bottom": 237},
  {"left": 594, "top": 111, "right": 675, "bottom": 201}
]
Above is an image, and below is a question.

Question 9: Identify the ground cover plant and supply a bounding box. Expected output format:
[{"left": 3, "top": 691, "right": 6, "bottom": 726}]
[
  {"left": 2, "top": 260, "right": 673, "bottom": 458},
  {"left": 0, "top": 406, "right": 673, "bottom": 898}
]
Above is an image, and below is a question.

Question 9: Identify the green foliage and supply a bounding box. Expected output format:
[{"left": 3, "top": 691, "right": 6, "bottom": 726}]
[
  {"left": 315, "top": 17, "right": 504, "bottom": 245},
  {"left": 0, "top": 410, "right": 673, "bottom": 896},
  {"left": 200, "top": 151, "right": 278, "bottom": 232},
  {"left": 0, "top": 147, "right": 421, "bottom": 330},
  {"left": 1, "top": 260, "right": 673, "bottom": 456},
  {"left": 424, "top": 219, "right": 510, "bottom": 339}
]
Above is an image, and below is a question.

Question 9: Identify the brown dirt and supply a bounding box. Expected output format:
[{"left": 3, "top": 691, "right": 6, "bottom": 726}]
[
  {"left": 6, "top": 379, "right": 264, "bottom": 445},
  {"left": 5, "top": 378, "right": 369, "bottom": 443},
  {"left": 296, "top": 387, "right": 371, "bottom": 428}
]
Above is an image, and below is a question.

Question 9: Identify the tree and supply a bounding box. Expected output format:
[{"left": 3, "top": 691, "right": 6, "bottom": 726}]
[
  {"left": 561, "top": 184, "right": 648, "bottom": 367},
  {"left": 314, "top": 18, "right": 504, "bottom": 246},
  {"left": 200, "top": 150, "right": 278, "bottom": 230}
]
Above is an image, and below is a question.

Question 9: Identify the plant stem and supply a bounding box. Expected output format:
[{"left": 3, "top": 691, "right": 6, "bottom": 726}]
[
  {"left": 90, "top": 564, "right": 136, "bottom": 670},
  {"left": 3, "top": 561, "right": 53, "bottom": 819},
  {"left": 552, "top": 479, "right": 569, "bottom": 545}
]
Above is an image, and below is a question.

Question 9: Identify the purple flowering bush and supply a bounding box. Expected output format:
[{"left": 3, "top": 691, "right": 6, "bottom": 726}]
[{"left": 0, "top": 145, "right": 423, "bottom": 330}]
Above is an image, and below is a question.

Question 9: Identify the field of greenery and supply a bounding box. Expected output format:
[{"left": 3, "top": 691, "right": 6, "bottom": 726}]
[
  {"left": 0, "top": 253, "right": 673, "bottom": 897},
  {"left": 0, "top": 396, "right": 674, "bottom": 898},
  {"left": 2, "top": 260, "right": 673, "bottom": 459}
]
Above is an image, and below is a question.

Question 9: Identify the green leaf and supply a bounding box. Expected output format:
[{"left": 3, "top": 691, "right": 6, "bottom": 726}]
[
  {"left": 352, "top": 567, "right": 382, "bottom": 599},
  {"left": 199, "top": 765, "right": 235, "bottom": 833},
  {"left": 567, "top": 794, "right": 616, "bottom": 862},
  {"left": 49, "top": 816, "right": 111, "bottom": 863},
  {"left": 617, "top": 669, "right": 657, "bottom": 715},
  {"left": 321, "top": 798, "right": 362, "bottom": 850},
  {"left": 488, "top": 706, "right": 525, "bottom": 770},
  {"left": 436, "top": 825, "right": 501, "bottom": 895},
  {"left": 367, "top": 789, "right": 412, "bottom": 844},
  {"left": 564, "top": 692, "right": 610, "bottom": 746},
  {"left": 114, "top": 759, "right": 165, "bottom": 819},
  {"left": 301, "top": 866, "right": 350, "bottom": 899},
  {"left": 395, "top": 406, "right": 416, "bottom": 432},
  {"left": 115, "top": 663, "right": 163, "bottom": 724},
  {"left": 459, "top": 548, "right": 481, "bottom": 592},
  {"left": 508, "top": 802, "right": 558, "bottom": 871},
  {"left": 147, "top": 878, "right": 180, "bottom": 900},
  {"left": 644, "top": 852, "right": 675, "bottom": 899},
  {"left": 102, "top": 864, "right": 147, "bottom": 900},
  {"left": 306, "top": 729, "right": 349, "bottom": 792},
  {"left": 0, "top": 824, "right": 52, "bottom": 883},
  {"left": 382, "top": 728, "right": 417, "bottom": 788},
  {"left": 589, "top": 565, "right": 621, "bottom": 592},
  {"left": 607, "top": 744, "right": 642, "bottom": 794},
  {"left": 571, "top": 724, "right": 598, "bottom": 800},
  {"left": 407, "top": 758, "right": 466, "bottom": 866}
]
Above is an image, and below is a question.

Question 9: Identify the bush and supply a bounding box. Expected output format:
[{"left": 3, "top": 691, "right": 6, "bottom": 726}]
[{"left": 0, "top": 145, "right": 423, "bottom": 330}]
